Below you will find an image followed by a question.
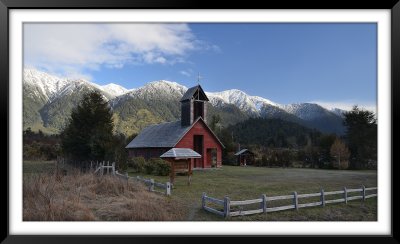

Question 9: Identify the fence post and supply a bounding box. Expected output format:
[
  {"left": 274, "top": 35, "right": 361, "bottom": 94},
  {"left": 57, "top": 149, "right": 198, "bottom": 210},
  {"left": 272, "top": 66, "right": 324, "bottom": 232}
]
[
  {"left": 293, "top": 192, "right": 298, "bottom": 210},
  {"left": 202, "top": 192, "right": 206, "bottom": 209},
  {"left": 321, "top": 188, "right": 325, "bottom": 207},
  {"left": 125, "top": 172, "right": 129, "bottom": 186},
  {"left": 224, "top": 196, "right": 230, "bottom": 218},
  {"left": 362, "top": 185, "right": 366, "bottom": 201},
  {"left": 90, "top": 161, "right": 93, "bottom": 171},
  {"left": 112, "top": 162, "right": 115, "bottom": 175},
  {"left": 150, "top": 179, "right": 155, "bottom": 192},
  {"left": 261, "top": 194, "right": 267, "bottom": 213},
  {"left": 166, "top": 182, "right": 171, "bottom": 196},
  {"left": 344, "top": 187, "right": 348, "bottom": 204}
]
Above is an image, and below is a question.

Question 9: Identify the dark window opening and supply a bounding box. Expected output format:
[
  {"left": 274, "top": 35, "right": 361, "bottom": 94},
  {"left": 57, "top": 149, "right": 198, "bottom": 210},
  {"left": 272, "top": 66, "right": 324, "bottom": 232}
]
[
  {"left": 193, "top": 135, "right": 204, "bottom": 168},
  {"left": 193, "top": 135, "right": 204, "bottom": 155},
  {"left": 193, "top": 101, "right": 204, "bottom": 120}
]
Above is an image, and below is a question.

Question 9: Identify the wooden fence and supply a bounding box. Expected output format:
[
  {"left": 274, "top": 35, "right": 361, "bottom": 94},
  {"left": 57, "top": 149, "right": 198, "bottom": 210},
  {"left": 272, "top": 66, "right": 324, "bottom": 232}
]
[
  {"left": 93, "top": 161, "right": 116, "bottom": 175},
  {"left": 115, "top": 171, "right": 171, "bottom": 196},
  {"left": 56, "top": 157, "right": 117, "bottom": 174},
  {"left": 202, "top": 186, "right": 377, "bottom": 218}
]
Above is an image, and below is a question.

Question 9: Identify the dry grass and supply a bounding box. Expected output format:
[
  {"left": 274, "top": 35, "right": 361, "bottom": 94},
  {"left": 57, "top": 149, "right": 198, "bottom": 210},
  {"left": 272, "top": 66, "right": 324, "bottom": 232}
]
[
  {"left": 23, "top": 171, "right": 185, "bottom": 221},
  {"left": 24, "top": 161, "right": 377, "bottom": 221}
]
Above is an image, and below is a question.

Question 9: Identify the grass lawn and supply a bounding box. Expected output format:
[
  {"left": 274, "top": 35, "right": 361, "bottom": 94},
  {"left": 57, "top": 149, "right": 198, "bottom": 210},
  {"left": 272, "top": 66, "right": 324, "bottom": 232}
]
[
  {"left": 23, "top": 161, "right": 377, "bottom": 221},
  {"left": 127, "top": 165, "right": 377, "bottom": 221}
]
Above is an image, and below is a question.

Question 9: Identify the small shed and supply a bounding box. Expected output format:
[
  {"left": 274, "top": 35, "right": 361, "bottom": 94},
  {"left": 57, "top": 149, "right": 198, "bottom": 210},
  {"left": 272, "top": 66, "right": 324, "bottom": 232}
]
[
  {"left": 235, "top": 149, "right": 255, "bottom": 166},
  {"left": 160, "top": 148, "right": 201, "bottom": 185}
]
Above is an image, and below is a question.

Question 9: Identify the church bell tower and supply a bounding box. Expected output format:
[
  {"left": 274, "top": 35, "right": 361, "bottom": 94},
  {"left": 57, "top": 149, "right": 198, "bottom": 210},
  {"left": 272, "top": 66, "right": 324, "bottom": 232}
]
[{"left": 180, "top": 85, "right": 209, "bottom": 127}]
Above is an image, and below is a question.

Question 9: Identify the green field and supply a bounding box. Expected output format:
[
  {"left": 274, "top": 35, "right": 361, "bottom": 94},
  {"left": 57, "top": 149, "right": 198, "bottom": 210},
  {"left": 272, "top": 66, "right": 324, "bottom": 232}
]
[
  {"left": 23, "top": 161, "right": 377, "bottom": 221},
  {"left": 126, "top": 165, "right": 377, "bottom": 221}
]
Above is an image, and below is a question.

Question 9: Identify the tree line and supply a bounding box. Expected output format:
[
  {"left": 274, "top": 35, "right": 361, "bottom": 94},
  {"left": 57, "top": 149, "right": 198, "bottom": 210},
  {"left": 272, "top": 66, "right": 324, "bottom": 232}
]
[
  {"left": 25, "top": 90, "right": 377, "bottom": 171},
  {"left": 23, "top": 128, "right": 61, "bottom": 160},
  {"left": 210, "top": 106, "right": 377, "bottom": 170}
]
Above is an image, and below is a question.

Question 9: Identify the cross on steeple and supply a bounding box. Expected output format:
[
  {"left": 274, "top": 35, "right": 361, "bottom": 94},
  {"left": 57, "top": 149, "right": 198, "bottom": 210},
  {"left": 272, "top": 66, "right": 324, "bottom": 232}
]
[{"left": 197, "top": 72, "right": 203, "bottom": 85}]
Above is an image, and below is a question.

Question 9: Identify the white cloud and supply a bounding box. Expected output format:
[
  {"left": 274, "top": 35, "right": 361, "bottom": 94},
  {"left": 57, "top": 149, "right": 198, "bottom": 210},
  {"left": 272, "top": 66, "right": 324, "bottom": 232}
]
[
  {"left": 24, "top": 23, "right": 200, "bottom": 77},
  {"left": 180, "top": 70, "right": 192, "bottom": 77},
  {"left": 311, "top": 100, "right": 377, "bottom": 113}
]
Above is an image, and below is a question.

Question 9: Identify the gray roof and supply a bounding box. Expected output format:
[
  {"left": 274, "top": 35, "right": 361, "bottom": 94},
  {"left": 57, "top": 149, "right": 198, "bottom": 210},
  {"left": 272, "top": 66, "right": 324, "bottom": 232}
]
[
  {"left": 235, "top": 149, "right": 253, "bottom": 156},
  {"left": 160, "top": 148, "right": 201, "bottom": 159},
  {"left": 180, "top": 85, "right": 209, "bottom": 102},
  {"left": 126, "top": 117, "right": 225, "bottom": 149},
  {"left": 125, "top": 121, "right": 191, "bottom": 148}
]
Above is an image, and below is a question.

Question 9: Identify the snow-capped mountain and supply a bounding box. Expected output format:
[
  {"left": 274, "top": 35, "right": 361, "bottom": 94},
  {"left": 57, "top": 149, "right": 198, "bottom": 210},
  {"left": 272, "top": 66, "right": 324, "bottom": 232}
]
[
  {"left": 329, "top": 108, "right": 347, "bottom": 117},
  {"left": 24, "top": 69, "right": 130, "bottom": 100},
  {"left": 23, "top": 68, "right": 348, "bottom": 135},
  {"left": 282, "top": 103, "right": 334, "bottom": 121},
  {"left": 133, "top": 80, "right": 187, "bottom": 99},
  {"left": 24, "top": 68, "right": 70, "bottom": 102},
  {"left": 100, "top": 83, "right": 129, "bottom": 97},
  {"left": 110, "top": 80, "right": 187, "bottom": 108},
  {"left": 206, "top": 89, "right": 279, "bottom": 115}
]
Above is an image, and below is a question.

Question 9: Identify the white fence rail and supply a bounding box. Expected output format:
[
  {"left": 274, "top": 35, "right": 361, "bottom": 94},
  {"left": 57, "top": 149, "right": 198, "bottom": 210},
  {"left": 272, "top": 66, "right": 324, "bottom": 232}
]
[
  {"left": 91, "top": 161, "right": 171, "bottom": 196},
  {"left": 115, "top": 171, "right": 171, "bottom": 196},
  {"left": 93, "top": 161, "right": 116, "bottom": 175},
  {"left": 202, "top": 185, "right": 377, "bottom": 218}
]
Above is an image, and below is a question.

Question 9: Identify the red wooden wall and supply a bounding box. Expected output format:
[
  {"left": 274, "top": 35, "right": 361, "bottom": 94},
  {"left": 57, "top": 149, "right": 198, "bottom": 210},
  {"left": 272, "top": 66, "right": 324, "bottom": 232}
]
[{"left": 175, "top": 119, "right": 222, "bottom": 168}]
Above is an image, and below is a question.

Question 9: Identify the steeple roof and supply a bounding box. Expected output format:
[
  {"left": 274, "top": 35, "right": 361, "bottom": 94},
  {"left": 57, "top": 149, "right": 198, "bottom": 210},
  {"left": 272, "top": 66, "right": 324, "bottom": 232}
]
[{"left": 180, "top": 85, "right": 209, "bottom": 102}]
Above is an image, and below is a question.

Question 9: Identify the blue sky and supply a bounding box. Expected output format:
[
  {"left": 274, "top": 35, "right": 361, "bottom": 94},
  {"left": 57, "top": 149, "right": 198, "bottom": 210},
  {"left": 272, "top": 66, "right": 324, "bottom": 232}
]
[{"left": 24, "top": 23, "right": 376, "bottom": 110}]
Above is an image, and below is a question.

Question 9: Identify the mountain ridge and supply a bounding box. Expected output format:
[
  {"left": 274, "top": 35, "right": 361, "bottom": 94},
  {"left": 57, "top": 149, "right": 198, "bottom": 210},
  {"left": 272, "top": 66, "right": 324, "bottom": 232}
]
[{"left": 23, "top": 68, "right": 347, "bottom": 135}]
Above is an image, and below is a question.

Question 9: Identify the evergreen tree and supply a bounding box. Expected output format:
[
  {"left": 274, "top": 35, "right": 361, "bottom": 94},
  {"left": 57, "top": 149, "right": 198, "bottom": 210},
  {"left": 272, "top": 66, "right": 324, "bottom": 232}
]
[
  {"left": 210, "top": 114, "right": 221, "bottom": 133},
  {"left": 61, "top": 91, "right": 114, "bottom": 162},
  {"left": 343, "top": 106, "right": 377, "bottom": 169}
]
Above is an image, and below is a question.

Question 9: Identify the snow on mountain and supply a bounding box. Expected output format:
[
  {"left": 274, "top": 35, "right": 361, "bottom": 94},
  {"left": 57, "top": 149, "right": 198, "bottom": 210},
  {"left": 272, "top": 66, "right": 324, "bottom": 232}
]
[
  {"left": 24, "top": 68, "right": 70, "bottom": 101},
  {"left": 57, "top": 79, "right": 95, "bottom": 97},
  {"left": 110, "top": 80, "right": 188, "bottom": 107},
  {"left": 100, "top": 83, "right": 128, "bottom": 97},
  {"left": 130, "top": 80, "right": 187, "bottom": 98},
  {"left": 207, "top": 89, "right": 279, "bottom": 114},
  {"left": 281, "top": 103, "right": 333, "bottom": 121},
  {"left": 24, "top": 68, "right": 126, "bottom": 102},
  {"left": 329, "top": 108, "right": 347, "bottom": 117},
  {"left": 24, "top": 68, "right": 346, "bottom": 134}
]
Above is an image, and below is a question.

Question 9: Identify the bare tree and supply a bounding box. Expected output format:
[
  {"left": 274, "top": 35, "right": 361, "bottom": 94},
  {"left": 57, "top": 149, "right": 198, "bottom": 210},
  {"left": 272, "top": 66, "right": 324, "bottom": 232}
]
[{"left": 330, "top": 138, "right": 350, "bottom": 169}]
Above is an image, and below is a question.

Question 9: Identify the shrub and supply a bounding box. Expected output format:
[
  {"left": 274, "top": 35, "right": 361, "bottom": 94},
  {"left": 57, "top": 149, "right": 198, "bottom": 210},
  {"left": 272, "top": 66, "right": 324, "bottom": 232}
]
[
  {"left": 143, "top": 161, "right": 155, "bottom": 175},
  {"left": 223, "top": 152, "right": 238, "bottom": 166},
  {"left": 253, "top": 158, "right": 263, "bottom": 167},
  {"left": 149, "top": 158, "right": 171, "bottom": 176},
  {"left": 129, "top": 157, "right": 146, "bottom": 173}
]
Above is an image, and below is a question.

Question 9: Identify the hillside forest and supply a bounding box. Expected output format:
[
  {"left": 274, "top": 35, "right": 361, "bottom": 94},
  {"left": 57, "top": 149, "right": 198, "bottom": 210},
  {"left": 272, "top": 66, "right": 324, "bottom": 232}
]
[{"left": 23, "top": 91, "right": 377, "bottom": 170}]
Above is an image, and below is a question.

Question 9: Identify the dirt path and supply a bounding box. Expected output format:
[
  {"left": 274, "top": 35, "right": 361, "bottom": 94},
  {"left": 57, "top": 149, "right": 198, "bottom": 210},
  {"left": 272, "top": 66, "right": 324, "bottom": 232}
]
[{"left": 187, "top": 202, "right": 201, "bottom": 220}]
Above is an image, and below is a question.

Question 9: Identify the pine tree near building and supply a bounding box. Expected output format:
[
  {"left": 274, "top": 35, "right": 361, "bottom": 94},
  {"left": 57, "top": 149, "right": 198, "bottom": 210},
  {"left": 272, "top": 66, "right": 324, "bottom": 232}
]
[{"left": 61, "top": 91, "right": 114, "bottom": 162}]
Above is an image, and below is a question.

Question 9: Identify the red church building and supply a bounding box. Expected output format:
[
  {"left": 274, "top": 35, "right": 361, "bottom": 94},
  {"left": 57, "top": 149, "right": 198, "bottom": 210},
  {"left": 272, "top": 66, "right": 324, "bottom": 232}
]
[{"left": 125, "top": 85, "right": 224, "bottom": 168}]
